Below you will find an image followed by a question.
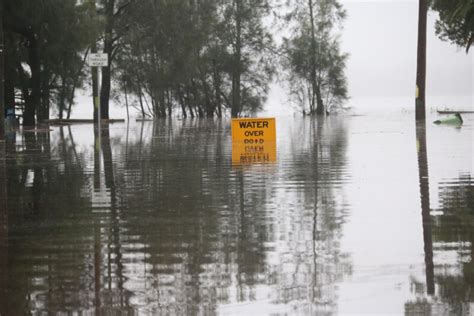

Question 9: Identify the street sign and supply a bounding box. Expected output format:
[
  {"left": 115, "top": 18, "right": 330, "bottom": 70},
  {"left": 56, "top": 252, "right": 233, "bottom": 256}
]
[
  {"left": 232, "top": 118, "right": 276, "bottom": 144},
  {"left": 88, "top": 53, "right": 108, "bottom": 67}
]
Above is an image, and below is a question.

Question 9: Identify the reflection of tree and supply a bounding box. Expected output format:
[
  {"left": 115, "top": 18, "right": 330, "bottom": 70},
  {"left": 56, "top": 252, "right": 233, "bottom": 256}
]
[
  {"left": 407, "top": 174, "right": 473, "bottom": 314},
  {"left": 0, "top": 141, "right": 8, "bottom": 315},
  {"left": 3, "top": 117, "right": 352, "bottom": 314},
  {"left": 271, "top": 117, "right": 351, "bottom": 313},
  {"left": 4, "top": 129, "right": 94, "bottom": 313},
  {"left": 416, "top": 121, "right": 435, "bottom": 295},
  {"left": 432, "top": 174, "right": 474, "bottom": 308},
  {"left": 113, "top": 119, "right": 272, "bottom": 313},
  {"left": 406, "top": 122, "right": 473, "bottom": 314}
]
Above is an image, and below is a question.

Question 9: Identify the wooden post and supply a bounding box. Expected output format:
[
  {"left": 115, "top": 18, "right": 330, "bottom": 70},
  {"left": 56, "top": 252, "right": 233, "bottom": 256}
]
[{"left": 415, "top": 0, "right": 428, "bottom": 121}]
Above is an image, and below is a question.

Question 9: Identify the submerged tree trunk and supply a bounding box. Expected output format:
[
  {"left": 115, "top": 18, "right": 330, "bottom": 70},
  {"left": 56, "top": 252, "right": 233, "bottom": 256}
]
[
  {"left": 4, "top": 36, "right": 15, "bottom": 119},
  {"left": 100, "top": 0, "right": 116, "bottom": 121},
  {"left": 67, "top": 47, "right": 89, "bottom": 119},
  {"left": 213, "top": 59, "right": 222, "bottom": 118},
  {"left": 24, "top": 35, "right": 40, "bottom": 126},
  {"left": 308, "top": 0, "right": 325, "bottom": 115},
  {"left": 39, "top": 83, "right": 50, "bottom": 122},
  {"left": 138, "top": 87, "right": 146, "bottom": 118},
  {"left": 315, "top": 83, "right": 324, "bottom": 115},
  {"left": 58, "top": 78, "right": 66, "bottom": 120},
  {"left": 124, "top": 84, "right": 129, "bottom": 121},
  {"left": 177, "top": 86, "right": 187, "bottom": 118},
  {"left": 100, "top": 64, "right": 111, "bottom": 120},
  {"left": 231, "top": 0, "right": 242, "bottom": 118},
  {"left": 0, "top": 3, "right": 4, "bottom": 138}
]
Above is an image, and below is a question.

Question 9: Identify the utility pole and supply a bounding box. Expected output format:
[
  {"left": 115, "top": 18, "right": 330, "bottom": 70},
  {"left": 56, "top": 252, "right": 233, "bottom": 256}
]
[
  {"left": 415, "top": 0, "right": 428, "bottom": 121},
  {"left": 0, "top": 0, "right": 5, "bottom": 140}
]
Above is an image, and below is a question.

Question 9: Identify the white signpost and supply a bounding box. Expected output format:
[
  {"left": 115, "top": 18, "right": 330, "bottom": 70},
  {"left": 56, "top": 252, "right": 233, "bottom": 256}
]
[
  {"left": 88, "top": 53, "right": 108, "bottom": 163},
  {"left": 88, "top": 53, "right": 108, "bottom": 132}
]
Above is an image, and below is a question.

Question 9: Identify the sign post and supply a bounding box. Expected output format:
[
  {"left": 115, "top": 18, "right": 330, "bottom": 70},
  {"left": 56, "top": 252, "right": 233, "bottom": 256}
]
[
  {"left": 231, "top": 118, "right": 277, "bottom": 165},
  {"left": 88, "top": 53, "right": 108, "bottom": 129},
  {"left": 88, "top": 53, "right": 108, "bottom": 167}
]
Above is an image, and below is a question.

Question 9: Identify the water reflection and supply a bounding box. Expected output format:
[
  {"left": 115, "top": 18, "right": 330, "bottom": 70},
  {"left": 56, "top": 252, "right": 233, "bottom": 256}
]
[
  {"left": 417, "top": 121, "right": 435, "bottom": 296},
  {"left": 0, "top": 141, "right": 7, "bottom": 315},
  {"left": 432, "top": 174, "right": 474, "bottom": 312},
  {"left": 1, "top": 115, "right": 471, "bottom": 314},
  {"left": 0, "top": 118, "right": 352, "bottom": 314},
  {"left": 405, "top": 121, "right": 473, "bottom": 315}
]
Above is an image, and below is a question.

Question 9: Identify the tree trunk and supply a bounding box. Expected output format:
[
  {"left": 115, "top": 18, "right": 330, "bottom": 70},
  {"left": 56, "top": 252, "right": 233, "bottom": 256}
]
[
  {"left": 100, "top": 0, "right": 115, "bottom": 121},
  {"left": 24, "top": 35, "right": 40, "bottom": 126},
  {"left": 67, "top": 47, "right": 89, "bottom": 119},
  {"left": 0, "top": 1, "right": 5, "bottom": 138},
  {"left": 213, "top": 60, "right": 222, "bottom": 118},
  {"left": 315, "top": 83, "right": 324, "bottom": 115},
  {"left": 177, "top": 86, "right": 187, "bottom": 118},
  {"left": 4, "top": 35, "right": 15, "bottom": 117},
  {"left": 138, "top": 87, "right": 146, "bottom": 118},
  {"left": 89, "top": 0, "right": 99, "bottom": 123},
  {"left": 231, "top": 0, "right": 242, "bottom": 118},
  {"left": 124, "top": 84, "right": 130, "bottom": 121},
  {"left": 39, "top": 84, "right": 50, "bottom": 122},
  {"left": 58, "top": 77, "right": 66, "bottom": 120},
  {"left": 100, "top": 64, "right": 111, "bottom": 120},
  {"left": 308, "top": 0, "right": 324, "bottom": 115}
]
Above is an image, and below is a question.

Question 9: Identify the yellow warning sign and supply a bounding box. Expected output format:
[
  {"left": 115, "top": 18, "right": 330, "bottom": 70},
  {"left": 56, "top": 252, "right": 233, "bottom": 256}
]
[
  {"left": 232, "top": 143, "right": 277, "bottom": 165},
  {"left": 232, "top": 118, "right": 276, "bottom": 144}
]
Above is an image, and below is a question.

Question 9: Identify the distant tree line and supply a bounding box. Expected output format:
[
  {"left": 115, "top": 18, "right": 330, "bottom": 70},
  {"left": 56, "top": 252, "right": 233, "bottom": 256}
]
[{"left": 2, "top": 0, "right": 348, "bottom": 125}]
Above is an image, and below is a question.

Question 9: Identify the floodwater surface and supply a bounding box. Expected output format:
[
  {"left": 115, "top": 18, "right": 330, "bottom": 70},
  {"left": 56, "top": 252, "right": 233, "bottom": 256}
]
[{"left": 0, "top": 113, "right": 472, "bottom": 315}]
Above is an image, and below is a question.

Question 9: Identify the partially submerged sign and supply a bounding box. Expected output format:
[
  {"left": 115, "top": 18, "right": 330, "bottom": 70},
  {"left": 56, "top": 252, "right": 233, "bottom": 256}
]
[
  {"left": 232, "top": 118, "right": 276, "bottom": 144},
  {"left": 231, "top": 118, "right": 276, "bottom": 165},
  {"left": 88, "top": 53, "right": 109, "bottom": 67},
  {"left": 232, "top": 143, "right": 276, "bottom": 165}
]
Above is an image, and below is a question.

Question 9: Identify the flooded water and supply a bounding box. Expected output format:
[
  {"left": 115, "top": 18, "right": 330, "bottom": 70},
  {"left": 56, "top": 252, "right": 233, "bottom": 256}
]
[{"left": 0, "top": 113, "right": 472, "bottom": 315}]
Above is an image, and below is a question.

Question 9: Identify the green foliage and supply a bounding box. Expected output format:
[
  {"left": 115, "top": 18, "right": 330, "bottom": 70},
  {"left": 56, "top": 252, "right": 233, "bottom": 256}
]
[
  {"left": 432, "top": 0, "right": 474, "bottom": 52},
  {"left": 282, "top": 0, "right": 348, "bottom": 115},
  {"left": 113, "top": 0, "right": 275, "bottom": 118},
  {"left": 3, "top": 0, "right": 347, "bottom": 121},
  {"left": 3, "top": 0, "right": 98, "bottom": 123}
]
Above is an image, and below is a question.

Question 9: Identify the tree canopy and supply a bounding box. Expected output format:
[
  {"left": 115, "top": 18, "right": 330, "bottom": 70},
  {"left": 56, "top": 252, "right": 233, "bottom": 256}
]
[
  {"left": 2, "top": 0, "right": 349, "bottom": 124},
  {"left": 431, "top": 0, "right": 474, "bottom": 53},
  {"left": 281, "top": 0, "right": 348, "bottom": 115}
]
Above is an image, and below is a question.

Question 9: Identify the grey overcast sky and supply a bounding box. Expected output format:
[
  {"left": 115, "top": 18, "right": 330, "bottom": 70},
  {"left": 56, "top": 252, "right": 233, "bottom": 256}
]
[
  {"left": 340, "top": 0, "right": 473, "bottom": 98},
  {"left": 264, "top": 0, "right": 472, "bottom": 115}
]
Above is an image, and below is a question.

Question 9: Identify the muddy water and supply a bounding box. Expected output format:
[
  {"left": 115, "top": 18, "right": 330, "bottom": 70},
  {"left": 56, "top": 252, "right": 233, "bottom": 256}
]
[{"left": 0, "top": 113, "right": 472, "bottom": 315}]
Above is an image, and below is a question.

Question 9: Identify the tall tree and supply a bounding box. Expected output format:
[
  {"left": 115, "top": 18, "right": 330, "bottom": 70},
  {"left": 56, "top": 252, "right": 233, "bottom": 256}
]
[
  {"left": 115, "top": 0, "right": 274, "bottom": 118},
  {"left": 283, "top": 0, "right": 348, "bottom": 115},
  {"left": 98, "top": 0, "right": 132, "bottom": 120},
  {"left": 3, "top": 0, "right": 97, "bottom": 125},
  {"left": 223, "top": 0, "right": 275, "bottom": 117}
]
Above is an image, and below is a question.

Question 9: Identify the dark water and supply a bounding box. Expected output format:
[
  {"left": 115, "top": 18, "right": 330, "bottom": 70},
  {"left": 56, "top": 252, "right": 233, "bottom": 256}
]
[{"left": 0, "top": 113, "right": 472, "bottom": 315}]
